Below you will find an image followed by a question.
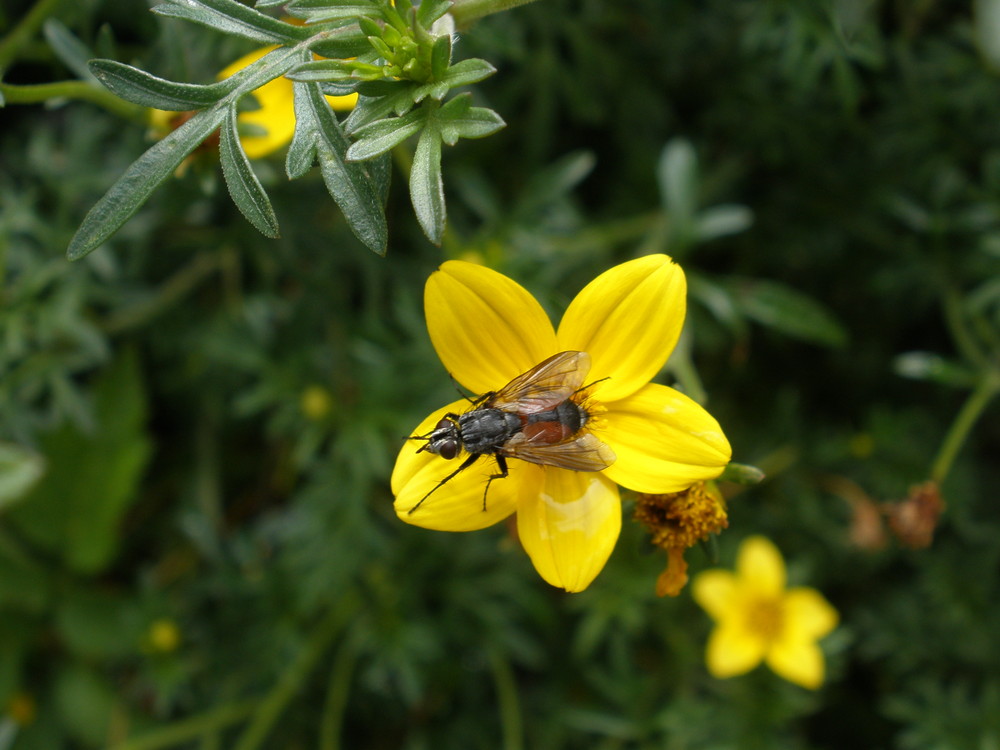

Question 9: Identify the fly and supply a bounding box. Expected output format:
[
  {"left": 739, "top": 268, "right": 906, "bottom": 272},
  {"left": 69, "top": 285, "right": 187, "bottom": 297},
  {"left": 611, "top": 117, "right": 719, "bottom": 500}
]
[{"left": 407, "top": 350, "right": 616, "bottom": 514}]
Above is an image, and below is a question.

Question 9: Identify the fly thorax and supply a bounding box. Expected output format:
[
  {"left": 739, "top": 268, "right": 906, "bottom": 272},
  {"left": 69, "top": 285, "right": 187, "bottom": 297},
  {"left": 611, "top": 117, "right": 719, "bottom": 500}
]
[{"left": 458, "top": 409, "right": 521, "bottom": 454}]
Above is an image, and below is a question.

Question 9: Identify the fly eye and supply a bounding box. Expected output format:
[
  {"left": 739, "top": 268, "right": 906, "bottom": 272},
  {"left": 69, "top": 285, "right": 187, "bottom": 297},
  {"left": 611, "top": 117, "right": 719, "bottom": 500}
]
[
  {"left": 438, "top": 440, "right": 458, "bottom": 460},
  {"left": 435, "top": 418, "right": 452, "bottom": 430}
]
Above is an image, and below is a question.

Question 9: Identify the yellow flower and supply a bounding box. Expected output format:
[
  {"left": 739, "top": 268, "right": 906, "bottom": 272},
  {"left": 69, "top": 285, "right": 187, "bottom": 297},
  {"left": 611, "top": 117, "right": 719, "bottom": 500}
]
[
  {"left": 150, "top": 47, "right": 357, "bottom": 159},
  {"left": 692, "top": 535, "right": 838, "bottom": 689},
  {"left": 392, "top": 255, "right": 731, "bottom": 592}
]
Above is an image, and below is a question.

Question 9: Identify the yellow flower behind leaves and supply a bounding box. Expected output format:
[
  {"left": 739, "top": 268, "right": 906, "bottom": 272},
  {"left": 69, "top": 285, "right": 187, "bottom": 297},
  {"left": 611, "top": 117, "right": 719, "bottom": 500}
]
[
  {"left": 692, "top": 535, "right": 838, "bottom": 689},
  {"left": 150, "top": 46, "right": 357, "bottom": 159},
  {"left": 392, "top": 255, "right": 731, "bottom": 592}
]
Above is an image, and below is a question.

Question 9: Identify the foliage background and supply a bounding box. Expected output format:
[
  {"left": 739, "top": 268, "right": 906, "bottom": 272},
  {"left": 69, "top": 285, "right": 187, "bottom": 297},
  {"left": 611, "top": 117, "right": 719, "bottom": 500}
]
[{"left": 3, "top": 0, "right": 1000, "bottom": 747}]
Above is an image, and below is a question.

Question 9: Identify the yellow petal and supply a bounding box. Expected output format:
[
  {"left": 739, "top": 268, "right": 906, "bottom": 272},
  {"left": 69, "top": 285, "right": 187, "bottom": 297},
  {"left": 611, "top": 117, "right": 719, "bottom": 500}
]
[
  {"left": 515, "top": 467, "right": 621, "bottom": 592},
  {"left": 598, "top": 383, "right": 731, "bottom": 493},
  {"left": 691, "top": 569, "right": 740, "bottom": 621},
  {"left": 765, "top": 638, "right": 826, "bottom": 690},
  {"left": 392, "top": 401, "right": 519, "bottom": 531},
  {"left": 783, "top": 588, "right": 839, "bottom": 640},
  {"left": 736, "top": 536, "right": 787, "bottom": 597},
  {"left": 705, "top": 623, "right": 766, "bottom": 678},
  {"left": 425, "top": 261, "right": 557, "bottom": 395},
  {"left": 557, "top": 255, "right": 686, "bottom": 402}
]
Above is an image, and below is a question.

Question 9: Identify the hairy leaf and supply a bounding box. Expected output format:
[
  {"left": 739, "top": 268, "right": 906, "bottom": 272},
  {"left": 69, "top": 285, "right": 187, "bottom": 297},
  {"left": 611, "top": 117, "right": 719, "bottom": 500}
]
[
  {"left": 289, "top": 80, "right": 388, "bottom": 254},
  {"left": 410, "top": 123, "right": 445, "bottom": 245},
  {"left": 89, "top": 59, "right": 237, "bottom": 110},
  {"left": 153, "top": 0, "right": 311, "bottom": 44},
  {"left": 219, "top": 107, "right": 280, "bottom": 238},
  {"left": 67, "top": 105, "right": 228, "bottom": 260},
  {"left": 346, "top": 107, "right": 425, "bottom": 161}
]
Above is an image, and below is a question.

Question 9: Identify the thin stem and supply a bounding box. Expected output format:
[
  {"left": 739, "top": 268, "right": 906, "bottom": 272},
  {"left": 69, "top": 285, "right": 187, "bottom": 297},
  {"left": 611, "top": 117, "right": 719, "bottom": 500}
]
[
  {"left": 105, "top": 700, "right": 257, "bottom": 750},
  {"left": 449, "top": 0, "right": 543, "bottom": 28},
  {"left": 233, "top": 594, "right": 360, "bottom": 750},
  {"left": 930, "top": 370, "right": 1000, "bottom": 483},
  {"left": 0, "top": 80, "right": 146, "bottom": 122},
  {"left": 0, "top": 0, "right": 63, "bottom": 73},
  {"left": 487, "top": 645, "right": 523, "bottom": 750},
  {"left": 318, "top": 637, "right": 358, "bottom": 750}
]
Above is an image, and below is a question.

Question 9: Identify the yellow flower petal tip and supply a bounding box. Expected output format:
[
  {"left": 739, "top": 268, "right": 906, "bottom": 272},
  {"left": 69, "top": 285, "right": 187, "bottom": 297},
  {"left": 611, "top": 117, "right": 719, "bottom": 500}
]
[
  {"left": 394, "top": 257, "right": 730, "bottom": 592},
  {"left": 693, "top": 535, "right": 838, "bottom": 689}
]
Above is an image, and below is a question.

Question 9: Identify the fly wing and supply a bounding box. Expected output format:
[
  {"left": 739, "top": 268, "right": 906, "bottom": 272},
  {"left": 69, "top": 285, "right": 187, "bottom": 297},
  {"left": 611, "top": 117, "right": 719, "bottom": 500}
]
[
  {"left": 501, "top": 430, "right": 616, "bottom": 472},
  {"left": 490, "top": 351, "right": 591, "bottom": 415}
]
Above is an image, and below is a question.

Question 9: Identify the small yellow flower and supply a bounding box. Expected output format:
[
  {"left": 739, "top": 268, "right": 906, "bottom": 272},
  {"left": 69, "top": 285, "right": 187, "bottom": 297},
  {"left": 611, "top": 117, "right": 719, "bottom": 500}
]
[
  {"left": 392, "top": 256, "right": 731, "bottom": 592},
  {"left": 300, "top": 384, "right": 334, "bottom": 420},
  {"left": 146, "top": 618, "right": 181, "bottom": 654},
  {"left": 150, "top": 46, "right": 357, "bottom": 159},
  {"left": 692, "top": 535, "right": 838, "bottom": 689}
]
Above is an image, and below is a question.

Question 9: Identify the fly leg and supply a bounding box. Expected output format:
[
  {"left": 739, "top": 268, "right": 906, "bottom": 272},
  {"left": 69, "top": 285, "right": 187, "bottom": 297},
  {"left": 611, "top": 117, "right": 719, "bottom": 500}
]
[
  {"left": 481, "top": 454, "right": 509, "bottom": 512},
  {"left": 407, "top": 453, "right": 479, "bottom": 515}
]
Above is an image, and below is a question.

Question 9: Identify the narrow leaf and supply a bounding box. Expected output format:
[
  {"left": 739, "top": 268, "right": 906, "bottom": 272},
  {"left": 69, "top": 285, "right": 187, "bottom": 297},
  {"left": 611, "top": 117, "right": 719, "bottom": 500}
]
[
  {"left": 410, "top": 124, "right": 445, "bottom": 245},
  {"left": 67, "top": 105, "right": 228, "bottom": 260},
  {"left": 343, "top": 85, "right": 418, "bottom": 133},
  {"left": 219, "top": 107, "right": 280, "bottom": 238},
  {"left": 438, "top": 105, "right": 505, "bottom": 145},
  {"left": 416, "top": 0, "right": 452, "bottom": 27},
  {"left": 430, "top": 33, "right": 452, "bottom": 80},
  {"left": 346, "top": 108, "right": 424, "bottom": 161},
  {"left": 732, "top": 278, "right": 848, "bottom": 348},
  {"left": 288, "top": 1, "right": 379, "bottom": 21},
  {"left": 293, "top": 80, "right": 387, "bottom": 254},
  {"left": 89, "top": 59, "right": 236, "bottom": 110},
  {"left": 152, "top": 0, "right": 310, "bottom": 44},
  {"left": 43, "top": 20, "right": 99, "bottom": 84},
  {"left": 0, "top": 443, "right": 45, "bottom": 510}
]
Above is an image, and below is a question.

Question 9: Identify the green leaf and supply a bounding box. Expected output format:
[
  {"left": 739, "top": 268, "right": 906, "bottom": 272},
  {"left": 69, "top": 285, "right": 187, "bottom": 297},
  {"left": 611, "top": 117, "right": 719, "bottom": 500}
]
[
  {"left": 0, "top": 443, "right": 45, "bottom": 510},
  {"left": 43, "top": 19, "right": 99, "bottom": 84},
  {"left": 416, "top": 0, "right": 452, "bottom": 28},
  {"left": 219, "top": 107, "right": 280, "bottom": 238},
  {"left": 67, "top": 104, "right": 228, "bottom": 260},
  {"left": 89, "top": 59, "right": 236, "bottom": 110},
  {"left": 894, "top": 351, "right": 977, "bottom": 388},
  {"left": 289, "top": 1, "right": 380, "bottom": 21},
  {"left": 287, "top": 59, "right": 358, "bottom": 82},
  {"left": 410, "top": 122, "right": 445, "bottom": 245},
  {"left": 413, "top": 58, "right": 496, "bottom": 103},
  {"left": 731, "top": 278, "right": 849, "bottom": 348},
  {"left": 346, "top": 107, "right": 425, "bottom": 161},
  {"left": 695, "top": 204, "right": 754, "bottom": 242},
  {"left": 343, "top": 84, "right": 419, "bottom": 133},
  {"left": 430, "top": 33, "right": 452, "bottom": 80},
  {"left": 153, "top": 0, "right": 310, "bottom": 44},
  {"left": 5, "top": 350, "right": 152, "bottom": 574},
  {"left": 56, "top": 591, "right": 145, "bottom": 659},
  {"left": 290, "top": 79, "right": 388, "bottom": 254},
  {"left": 436, "top": 99, "right": 505, "bottom": 145},
  {"left": 658, "top": 138, "right": 699, "bottom": 224}
]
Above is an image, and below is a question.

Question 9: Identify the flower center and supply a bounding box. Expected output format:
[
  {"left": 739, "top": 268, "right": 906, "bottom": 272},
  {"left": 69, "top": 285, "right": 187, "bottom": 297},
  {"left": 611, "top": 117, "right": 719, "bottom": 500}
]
[{"left": 745, "top": 597, "right": 785, "bottom": 642}]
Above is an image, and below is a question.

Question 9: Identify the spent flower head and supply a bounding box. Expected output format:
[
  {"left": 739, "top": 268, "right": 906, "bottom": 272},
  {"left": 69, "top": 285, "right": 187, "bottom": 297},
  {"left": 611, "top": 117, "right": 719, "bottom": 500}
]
[
  {"left": 392, "top": 255, "right": 731, "bottom": 592},
  {"left": 692, "top": 535, "right": 838, "bottom": 689}
]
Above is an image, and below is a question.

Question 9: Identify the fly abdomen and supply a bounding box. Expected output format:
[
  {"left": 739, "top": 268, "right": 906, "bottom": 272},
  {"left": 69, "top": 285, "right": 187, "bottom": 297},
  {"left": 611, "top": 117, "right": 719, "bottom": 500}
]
[
  {"left": 458, "top": 408, "right": 522, "bottom": 454},
  {"left": 522, "top": 400, "right": 587, "bottom": 443}
]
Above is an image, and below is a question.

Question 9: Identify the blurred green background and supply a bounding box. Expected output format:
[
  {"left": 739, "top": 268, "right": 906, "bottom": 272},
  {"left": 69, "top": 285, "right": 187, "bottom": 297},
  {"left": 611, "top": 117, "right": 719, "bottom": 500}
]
[{"left": 3, "top": 0, "right": 1000, "bottom": 747}]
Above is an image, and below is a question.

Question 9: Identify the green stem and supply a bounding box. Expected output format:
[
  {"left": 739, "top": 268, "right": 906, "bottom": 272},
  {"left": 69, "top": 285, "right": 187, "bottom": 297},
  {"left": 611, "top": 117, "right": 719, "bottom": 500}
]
[
  {"left": 106, "top": 700, "right": 257, "bottom": 750},
  {"left": 0, "top": 80, "right": 146, "bottom": 122},
  {"left": 233, "top": 594, "right": 360, "bottom": 750},
  {"left": 930, "top": 370, "right": 1000, "bottom": 483},
  {"left": 318, "top": 637, "right": 358, "bottom": 750},
  {"left": 449, "top": 0, "right": 543, "bottom": 28},
  {"left": 943, "top": 285, "right": 986, "bottom": 368},
  {"left": 0, "top": 0, "right": 63, "bottom": 73},
  {"left": 487, "top": 645, "right": 523, "bottom": 750}
]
